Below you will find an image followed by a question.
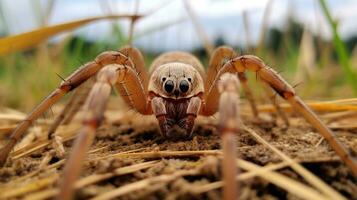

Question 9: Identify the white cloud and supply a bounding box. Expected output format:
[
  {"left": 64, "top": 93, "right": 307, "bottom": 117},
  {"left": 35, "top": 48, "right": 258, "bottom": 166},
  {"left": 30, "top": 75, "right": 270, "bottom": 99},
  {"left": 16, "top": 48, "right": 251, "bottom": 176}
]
[{"left": 1, "top": 0, "right": 357, "bottom": 51}]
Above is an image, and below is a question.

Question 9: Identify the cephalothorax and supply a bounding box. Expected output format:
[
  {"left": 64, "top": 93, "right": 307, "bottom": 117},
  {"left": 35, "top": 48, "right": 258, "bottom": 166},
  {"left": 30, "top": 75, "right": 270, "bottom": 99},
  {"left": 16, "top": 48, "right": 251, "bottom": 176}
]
[
  {"left": 0, "top": 46, "right": 356, "bottom": 200},
  {"left": 148, "top": 52, "right": 205, "bottom": 137}
]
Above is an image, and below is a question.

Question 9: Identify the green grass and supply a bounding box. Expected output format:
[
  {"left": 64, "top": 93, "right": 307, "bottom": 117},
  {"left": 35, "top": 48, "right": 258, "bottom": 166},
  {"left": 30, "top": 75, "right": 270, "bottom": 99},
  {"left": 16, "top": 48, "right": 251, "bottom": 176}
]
[
  {"left": 0, "top": 36, "right": 355, "bottom": 111},
  {"left": 319, "top": 0, "right": 357, "bottom": 94},
  {"left": 1, "top": 2, "right": 356, "bottom": 111}
]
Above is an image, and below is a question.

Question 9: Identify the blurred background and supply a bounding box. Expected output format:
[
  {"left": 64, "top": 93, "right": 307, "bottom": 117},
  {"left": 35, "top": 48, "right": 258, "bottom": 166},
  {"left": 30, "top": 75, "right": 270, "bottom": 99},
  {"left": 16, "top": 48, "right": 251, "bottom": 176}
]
[{"left": 0, "top": 0, "right": 357, "bottom": 111}]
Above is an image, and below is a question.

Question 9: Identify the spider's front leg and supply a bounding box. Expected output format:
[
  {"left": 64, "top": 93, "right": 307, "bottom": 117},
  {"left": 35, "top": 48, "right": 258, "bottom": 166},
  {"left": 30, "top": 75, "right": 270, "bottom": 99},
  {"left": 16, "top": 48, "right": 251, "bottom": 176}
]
[
  {"left": 0, "top": 51, "right": 131, "bottom": 166},
  {"left": 218, "top": 73, "right": 240, "bottom": 200},
  {"left": 58, "top": 47, "right": 149, "bottom": 200},
  {"left": 205, "top": 53, "right": 357, "bottom": 177},
  {"left": 205, "top": 46, "right": 258, "bottom": 119},
  {"left": 46, "top": 46, "right": 148, "bottom": 157},
  {"left": 57, "top": 65, "right": 120, "bottom": 200}
]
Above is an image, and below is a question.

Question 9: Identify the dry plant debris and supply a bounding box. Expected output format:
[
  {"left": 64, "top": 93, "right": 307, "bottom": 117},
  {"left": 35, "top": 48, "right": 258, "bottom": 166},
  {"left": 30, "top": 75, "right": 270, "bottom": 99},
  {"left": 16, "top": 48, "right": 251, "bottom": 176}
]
[{"left": 0, "top": 97, "right": 356, "bottom": 200}]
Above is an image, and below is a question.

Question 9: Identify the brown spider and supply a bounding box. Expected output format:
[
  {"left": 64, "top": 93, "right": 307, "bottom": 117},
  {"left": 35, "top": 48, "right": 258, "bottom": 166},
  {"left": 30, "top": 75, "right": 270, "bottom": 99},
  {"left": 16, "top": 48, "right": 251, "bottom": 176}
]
[{"left": 0, "top": 46, "right": 356, "bottom": 200}]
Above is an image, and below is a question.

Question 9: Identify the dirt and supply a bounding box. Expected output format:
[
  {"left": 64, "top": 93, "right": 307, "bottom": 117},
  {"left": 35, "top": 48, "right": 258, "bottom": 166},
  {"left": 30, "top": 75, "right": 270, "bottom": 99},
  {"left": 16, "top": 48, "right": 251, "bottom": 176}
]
[{"left": 0, "top": 99, "right": 356, "bottom": 200}]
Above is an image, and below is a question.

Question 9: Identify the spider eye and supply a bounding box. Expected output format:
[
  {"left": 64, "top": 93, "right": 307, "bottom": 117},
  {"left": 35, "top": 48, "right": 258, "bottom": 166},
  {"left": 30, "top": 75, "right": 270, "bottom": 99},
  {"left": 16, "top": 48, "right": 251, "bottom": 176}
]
[
  {"left": 164, "top": 80, "right": 174, "bottom": 93},
  {"left": 162, "top": 77, "right": 166, "bottom": 82},
  {"left": 187, "top": 78, "right": 192, "bottom": 82},
  {"left": 179, "top": 80, "right": 189, "bottom": 93}
]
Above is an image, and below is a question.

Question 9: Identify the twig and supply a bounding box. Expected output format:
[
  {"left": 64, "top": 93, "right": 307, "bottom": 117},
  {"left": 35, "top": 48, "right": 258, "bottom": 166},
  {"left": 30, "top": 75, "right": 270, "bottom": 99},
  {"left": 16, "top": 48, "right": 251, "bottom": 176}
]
[
  {"left": 237, "top": 159, "right": 327, "bottom": 200},
  {"left": 194, "top": 160, "right": 290, "bottom": 194},
  {"left": 243, "top": 125, "right": 345, "bottom": 200},
  {"left": 90, "top": 169, "right": 198, "bottom": 200},
  {"left": 24, "top": 161, "right": 158, "bottom": 200},
  {"left": 98, "top": 149, "right": 221, "bottom": 160},
  {"left": 0, "top": 174, "right": 59, "bottom": 199}
]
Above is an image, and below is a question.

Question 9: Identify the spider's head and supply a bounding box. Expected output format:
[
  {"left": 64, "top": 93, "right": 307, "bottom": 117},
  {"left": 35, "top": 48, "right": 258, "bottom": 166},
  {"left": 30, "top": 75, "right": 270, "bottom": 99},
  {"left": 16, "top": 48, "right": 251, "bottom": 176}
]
[
  {"left": 149, "top": 62, "right": 204, "bottom": 139},
  {"left": 149, "top": 62, "right": 204, "bottom": 99}
]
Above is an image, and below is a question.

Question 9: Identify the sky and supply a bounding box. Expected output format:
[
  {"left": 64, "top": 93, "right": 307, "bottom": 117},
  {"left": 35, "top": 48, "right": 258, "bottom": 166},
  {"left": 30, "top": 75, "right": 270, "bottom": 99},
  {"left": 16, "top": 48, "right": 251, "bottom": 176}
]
[{"left": 1, "top": 0, "right": 357, "bottom": 52}]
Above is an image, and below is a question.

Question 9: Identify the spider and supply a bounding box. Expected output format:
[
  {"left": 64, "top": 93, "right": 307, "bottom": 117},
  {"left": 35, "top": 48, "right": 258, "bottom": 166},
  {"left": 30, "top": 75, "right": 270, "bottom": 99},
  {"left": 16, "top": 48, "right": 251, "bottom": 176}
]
[{"left": 0, "top": 46, "right": 356, "bottom": 200}]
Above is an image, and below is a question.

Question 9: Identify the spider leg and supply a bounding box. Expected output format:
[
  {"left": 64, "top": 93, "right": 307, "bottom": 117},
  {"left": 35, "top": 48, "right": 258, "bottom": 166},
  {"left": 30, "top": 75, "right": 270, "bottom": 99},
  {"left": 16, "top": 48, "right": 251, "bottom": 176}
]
[
  {"left": 0, "top": 51, "right": 132, "bottom": 166},
  {"left": 218, "top": 73, "right": 240, "bottom": 200},
  {"left": 262, "top": 82, "right": 290, "bottom": 126},
  {"left": 47, "top": 87, "right": 83, "bottom": 139},
  {"left": 57, "top": 65, "right": 119, "bottom": 200},
  {"left": 237, "top": 72, "right": 259, "bottom": 118},
  {"left": 115, "top": 46, "right": 150, "bottom": 114},
  {"left": 47, "top": 46, "right": 148, "bottom": 157},
  {"left": 205, "top": 46, "right": 259, "bottom": 118},
  {"left": 48, "top": 46, "right": 148, "bottom": 139},
  {"left": 61, "top": 46, "right": 148, "bottom": 127},
  {"left": 62, "top": 78, "right": 94, "bottom": 125},
  {"left": 119, "top": 46, "right": 149, "bottom": 89},
  {"left": 47, "top": 79, "right": 94, "bottom": 157},
  {"left": 203, "top": 54, "right": 357, "bottom": 177},
  {"left": 48, "top": 79, "right": 94, "bottom": 132},
  {"left": 58, "top": 49, "right": 150, "bottom": 199}
]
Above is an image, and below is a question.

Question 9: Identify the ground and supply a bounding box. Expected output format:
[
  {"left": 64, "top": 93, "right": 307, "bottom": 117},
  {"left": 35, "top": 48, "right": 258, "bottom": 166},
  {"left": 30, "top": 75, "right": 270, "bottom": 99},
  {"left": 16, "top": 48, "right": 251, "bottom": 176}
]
[{"left": 0, "top": 97, "right": 356, "bottom": 200}]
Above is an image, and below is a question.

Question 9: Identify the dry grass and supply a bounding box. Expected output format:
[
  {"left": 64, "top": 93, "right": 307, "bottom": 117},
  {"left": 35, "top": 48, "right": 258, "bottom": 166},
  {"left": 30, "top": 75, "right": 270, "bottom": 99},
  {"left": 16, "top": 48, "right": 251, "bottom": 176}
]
[
  {"left": 1, "top": 1, "right": 357, "bottom": 199},
  {"left": 0, "top": 98, "right": 356, "bottom": 199}
]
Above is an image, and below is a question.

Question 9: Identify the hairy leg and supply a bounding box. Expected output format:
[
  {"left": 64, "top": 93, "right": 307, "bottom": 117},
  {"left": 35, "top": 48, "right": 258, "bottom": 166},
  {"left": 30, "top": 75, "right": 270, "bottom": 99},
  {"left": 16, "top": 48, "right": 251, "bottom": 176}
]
[
  {"left": 57, "top": 59, "right": 150, "bottom": 199},
  {"left": 47, "top": 79, "right": 94, "bottom": 157},
  {"left": 203, "top": 54, "right": 357, "bottom": 176},
  {"left": 57, "top": 65, "right": 120, "bottom": 200},
  {"left": 205, "top": 46, "right": 259, "bottom": 118},
  {"left": 0, "top": 51, "right": 132, "bottom": 166},
  {"left": 115, "top": 46, "right": 150, "bottom": 114},
  {"left": 237, "top": 72, "right": 259, "bottom": 118},
  {"left": 47, "top": 46, "right": 148, "bottom": 156},
  {"left": 60, "top": 46, "right": 149, "bottom": 124},
  {"left": 47, "top": 78, "right": 94, "bottom": 138},
  {"left": 47, "top": 88, "right": 81, "bottom": 139},
  {"left": 62, "top": 78, "right": 94, "bottom": 125},
  {"left": 218, "top": 73, "right": 240, "bottom": 200},
  {"left": 262, "top": 82, "right": 289, "bottom": 126}
]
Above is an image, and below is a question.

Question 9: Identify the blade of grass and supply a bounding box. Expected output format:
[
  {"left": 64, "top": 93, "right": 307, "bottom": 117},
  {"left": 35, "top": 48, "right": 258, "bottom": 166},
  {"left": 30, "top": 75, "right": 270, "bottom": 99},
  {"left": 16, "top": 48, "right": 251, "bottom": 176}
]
[
  {"left": 98, "top": 0, "right": 127, "bottom": 46},
  {"left": 243, "top": 125, "right": 345, "bottom": 200},
  {"left": 237, "top": 159, "right": 327, "bottom": 200},
  {"left": 256, "top": 0, "right": 274, "bottom": 54},
  {"left": 0, "top": 174, "right": 59, "bottom": 199},
  {"left": 127, "top": 0, "right": 140, "bottom": 45},
  {"left": 0, "top": 14, "right": 142, "bottom": 55},
  {"left": 183, "top": 0, "right": 214, "bottom": 56},
  {"left": 319, "top": 0, "right": 357, "bottom": 94},
  {"left": 242, "top": 10, "right": 252, "bottom": 53},
  {"left": 90, "top": 169, "right": 198, "bottom": 200},
  {"left": 256, "top": 101, "right": 357, "bottom": 113},
  {"left": 0, "top": 1, "right": 9, "bottom": 35},
  {"left": 134, "top": 17, "right": 187, "bottom": 39},
  {"left": 22, "top": 161, "right": 158, "bottom": 200},
  {"left": 194, "top": 161, "right": 290, "bottom": 194}
]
